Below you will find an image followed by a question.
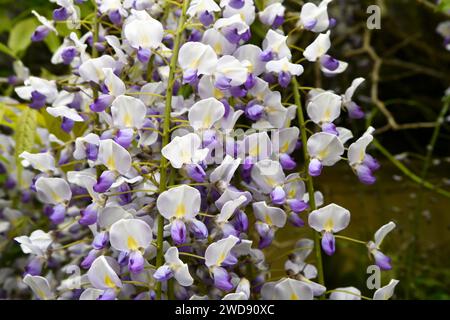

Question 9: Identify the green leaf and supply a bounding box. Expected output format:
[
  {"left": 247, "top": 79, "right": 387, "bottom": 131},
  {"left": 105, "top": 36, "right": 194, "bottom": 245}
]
[
  {"left": 14, "top": 107, "right": 38, "bottom": 186},
  {"left": 44, "top": 31, "right": 61, "bottom": 53},
  {"left": 438, "top": 0, "right": 450, "bottom": 12},
  {"left": 0, "top": 42, "right": 17, "bottom": 59},
  {"left": 7, "top": 18, "right": 38, "bottom": 55}
]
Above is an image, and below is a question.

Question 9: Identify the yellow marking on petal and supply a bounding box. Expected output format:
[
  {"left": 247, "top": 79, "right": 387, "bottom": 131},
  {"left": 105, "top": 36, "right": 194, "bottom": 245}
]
[
  {"left": 104, "top": 275, "right": 116, "bottom": 288},
  {"left": 264, "top": 177, "right": 276, "bottom": 187},
  {"left": 249, "top": 145, "right": 259, "bottom": 157},
  {"left": 189, "top": 58, "right": 200, "bottom": 69},
  {"left": 324, "top": 218, "right": 334, "bottom": 232},
  {"left": 203, "top": 113, "right": 212, "bottom": 128},
  {"left": 214, "top": 42, "right": 222, "bottom": 54},
  {"left": 107, "top": 155, "right": 116, "bottom": 170},
  {"left": 280, "top": 141, "right": 290, "bottom": 153},
  {"left": 290, "top": 293, "right": 299, "bottom": 300},
  {"left": 323, "top": 108, "right": 331, "bottom": 121},
  {"left": 288, "top": 188, "right": 296, "bottom": 198},
  {"left": 216, "top": 252, "right": 226, "bottom": 266},
  {"left": 318, "top": 148, "right": 329, "bottom": 160},
  {"left": 51, "top": 190, "right": 62, "bottom": 203},
  {"left": 175, "top": 203, "right": 186, "bottom": 218},
  {"left": 127, "top": 236, "right": 139, "bottom": 251},
  {"left": 265, "top": 213, "right": 273, "bottom": 225},
  {"left": 214, "top": 88, "right": 224, "bottom": 99},
  {"left": 359, "top": 150, "right": 365, "bottom": 162},
  {"left": 124, "top": 113, "right": 132, "bottom": 127}
]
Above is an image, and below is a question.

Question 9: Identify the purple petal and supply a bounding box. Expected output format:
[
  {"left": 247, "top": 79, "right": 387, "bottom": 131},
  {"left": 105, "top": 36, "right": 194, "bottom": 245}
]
[
  {"left": 213, "top": 267, "right": 234, "bottom": 291},
  {"left": 128, "top": 251, "right": 145, "bottom": 274},
  {"left": 153, "top": 265, "right": 174, "bottom": 281},
  {"left": 321, "top": 231, "right": 335, "bottom": 256},
  {"left": 171, "top": 219, "right": 187, "bottom": 245},
  {"left": 308, "top": 158, "right": 323, "bottom": 177}
]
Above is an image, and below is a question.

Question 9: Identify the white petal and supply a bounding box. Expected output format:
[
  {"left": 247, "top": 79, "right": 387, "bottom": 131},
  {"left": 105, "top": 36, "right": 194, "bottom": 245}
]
[
  {"left": 109, "top": 218, "right": 152, "bottom": 252},
  {"left": 98, "top": 139, "right": 132, "bottom": 175},
  {"left": 156, "top": 185, "right": 201, "bottom": 220},
  {"left": 104, "top": 68, "right": 126, "bottom": 97},
  {"left": 178, "top": 42, "right": 218, "bottom": 75},
  {"left": 373, "top": 279, "right": 399, "bottom": 300},
  {"left": 111, "top": 95, "right": 147, "bottom": 129},
  {"left": 348, "top": 127, "right": 375, "bottom": 166},
  {"left": 205, "top": 235, "right": 239, "bottom": 267},
  {"left": 46, "top": 106, "right": 84, "bottom": 122},
  {"left": 188, "top": 97, "right": 225, "bottom": 130},
  {"left": 374, "top": 221, "right": 396, "bottom": 248},
  {"left": 307, "top": 132, "right": 344, "bottom": 166},
  {"left": 253, "top": 201, "right": 287, "bottom": 228},
  {"left": 306, "top": 91, "right": 342, "bottom": 124},
  {"left": 329, "top": 286, "right": 362, "bottom": 300},
  {"left": 23, "top": 275, "right": 55, "bottom": 300},
  {"left": 274, "top": 278, "right": 314, "bottom": 300},
  {"left": 308, "top": 203, "right": 350, "bottom": 233},
  {"left": 35, "top": 177, "right": 72, "bottom": 205},
  {"left": 19, "top": 151, "right": 56, "bottom": 173},
  {"left": 124, "top": 10, "right": 163, "bottom": 49},
  {"left": 303, "top": 31, "right": 331, "bottom": 62},
  {"left": 87, "top": 256, "right": 122, "bottom": 290}
]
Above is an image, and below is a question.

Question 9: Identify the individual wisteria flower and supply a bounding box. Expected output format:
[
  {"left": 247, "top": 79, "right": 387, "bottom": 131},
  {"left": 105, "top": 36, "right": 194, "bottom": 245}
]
[
  {"left": 307, "top": 132, "right": 344, "bottom": 176},
  {"left": 299, "top": 0, "right": 332, "bottom": 32},
  {"left": 367, "top": 221, "right": 396, "bottom": 270},
  {"left": 157, "top": 185, "right": 207, "bottom": 244},
  {"left": 15, "top": 76, "right": 58, "bottom": 109},
  {"left": 373, "top": 279, "right": 400, "bottom": 300},
  {"left": 308, "top": 203, "right": 351, "bottom": 255},
  {"left": 109, "top": 218, "right": 153, "bottom": 273},
  {"left": 187, "top": 0, "right": 221, "bottom": 26},
  {"left": 15, "top": 230, "right": 52, "bottom": 258},
  {"left": 179, "top": 42, "right": 218, "bottom": 83},
  {"left": 124, "top": 9, "right": 164, "bottom": 62},
  {"left": 153, "top": 247, "right": 194, "bottom": 286},
  {"left": 307, "top": 91, "right": 342, "bottom": 134},
  {"left": 205, "top": 235, "right": 240, "bottom": 291},
  {"left": 348, "top": 126, "right": 380, "bottom": 184},
  {"left": 342, "top": 78, "right": 365, "bottom": 119},
  {"left": 35, "top": 177, "right": 72, "bottom": 224},
  {"left": 253, "top": 201, "right": 286, "bottom": 248},
  {"left": 266, "top": 57, "right": 304, "bottom": 88},
  {"left": 30, "top": 10, "right": 58, "bottom": 42},
  {"left": 161, "top": 133, "right": 208, "bottom": 169},
  {"left": 259, "top": 2, "right": 285, "bottom": 29}
]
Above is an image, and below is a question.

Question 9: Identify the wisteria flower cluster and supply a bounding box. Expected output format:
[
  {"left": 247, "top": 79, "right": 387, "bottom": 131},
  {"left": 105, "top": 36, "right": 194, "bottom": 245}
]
[{"left": 0, "top": 0, "right": 399, "bottom": 300}]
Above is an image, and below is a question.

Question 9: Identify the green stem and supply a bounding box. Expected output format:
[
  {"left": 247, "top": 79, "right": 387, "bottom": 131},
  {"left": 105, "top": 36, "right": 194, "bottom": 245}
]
[
  {"left": 155, "top": 0, "right": 190, "bottom": 300},
  {"left": 405, "top": 96, "right": 449, "bottom": 298},
  {"left": 334, "top": 235, "right": 367, "bottom": 245},
  {"left": 292, "top": 77, "right": 325, "bottom": 292},
  {"left": 372, "top": 139, "right": 450, "bottom": 198}
]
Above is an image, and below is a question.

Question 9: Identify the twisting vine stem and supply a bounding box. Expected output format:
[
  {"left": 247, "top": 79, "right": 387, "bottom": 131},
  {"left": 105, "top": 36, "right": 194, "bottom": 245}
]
[
  {"left": 155, "top": 0, "right": 190, "bottom": 300},
  {"left": 292, "top": 77, "right": 325, "bottom": 294}
]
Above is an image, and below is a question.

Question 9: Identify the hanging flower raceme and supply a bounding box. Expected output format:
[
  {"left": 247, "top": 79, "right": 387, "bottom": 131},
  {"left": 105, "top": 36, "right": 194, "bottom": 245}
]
[{"left": 3, "top": 0, "right": 401, "bottom": 301}]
